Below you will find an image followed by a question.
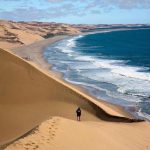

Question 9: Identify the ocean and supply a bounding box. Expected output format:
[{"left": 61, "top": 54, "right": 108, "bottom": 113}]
[{"left": 44, "top": 28, "right": 150, "bottom": 121}]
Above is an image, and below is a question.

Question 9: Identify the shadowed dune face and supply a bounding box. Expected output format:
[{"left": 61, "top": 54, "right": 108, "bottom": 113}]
[
  {"left": 0, "top": 48, "right": 99, "bottom": 144},
  {"left": 0, "top": 49, "right": 142, "bottom": 145}
]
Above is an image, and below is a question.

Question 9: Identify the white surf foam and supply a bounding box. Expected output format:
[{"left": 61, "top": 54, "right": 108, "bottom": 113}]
[
  {"left": 72, "top": 53, "right": 150, "bottom": 97},
  {"left": 75, "top": 55, "right": 150, "bottom": 80},
  {"left": 54, "top": 36, "right": 150, "bottom": 99},
  {"left": 137, "top": 108, "right": 150, "bottom": 121},
  {"left": 92, "top": 58, "right": 150, "bottom": 81},
  {"left": 65, "top": 77, "right": 141, "bottom": 103},
  {"left": 81, "top": 66, "right": 150, "bottom": 98},
  {"left": 55, "top": 35, "right": 83, "bottom": 54},
  {"left": 45, "top": 32, "right": 150, "bottom": 120}
]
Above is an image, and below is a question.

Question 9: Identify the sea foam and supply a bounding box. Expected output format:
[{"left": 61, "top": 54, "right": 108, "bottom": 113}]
[{"left": 44, "top": 29, "right": 150, "bottom": 120}]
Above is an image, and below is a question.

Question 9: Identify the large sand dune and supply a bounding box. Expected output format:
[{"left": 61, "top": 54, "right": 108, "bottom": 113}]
[
  {"left": 0, "top": 47, "right": 144, "bottom": 146},
  {"left": 0, "top": 19, "right": 149, "bottom": 150},
  {"left": 0, "top": 47, "right": 150, "bottom": 150}
]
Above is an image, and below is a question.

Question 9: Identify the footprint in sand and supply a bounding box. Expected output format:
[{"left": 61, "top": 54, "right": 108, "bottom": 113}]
[
  {"left": 24, "top": 141, "right": 40, "bottom": 150},
  {"left": 5, "top": 118, "right": 60, "bottom": 149},
  {"left": 25, "top": 143, "right": 31, "bottom": 146},
  {"left": 52, "top": 133, "right": 55, "bottom": 136},
  {"left": 33, "top": 145, "right": 39, "bottom": 149},
  {"left": 46, "top": 138, "right": 50, "bottom": 143},
  {"left": 47, "top": 118, "right": 60, "bottom": 141}
]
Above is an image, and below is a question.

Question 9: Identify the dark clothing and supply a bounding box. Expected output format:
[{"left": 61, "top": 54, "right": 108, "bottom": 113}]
[{"left": 76, "top": 108, "right": 81, "bottom": 117}]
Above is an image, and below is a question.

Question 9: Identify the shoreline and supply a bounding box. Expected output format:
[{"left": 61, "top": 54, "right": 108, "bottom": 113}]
[
  {"left": 42, "top": 34, "right": 147, "bottom": 121},
  {"left": 1, "top": 35, "right": 149, "bottom": 149},
  {"left": 11, "top": 35, "right": 135, "bottom": 119}
]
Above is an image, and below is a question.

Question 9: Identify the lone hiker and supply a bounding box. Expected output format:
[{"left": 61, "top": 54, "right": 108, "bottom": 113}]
[{"left": 76, "top": 107, "right": 81, "bottom": 121}]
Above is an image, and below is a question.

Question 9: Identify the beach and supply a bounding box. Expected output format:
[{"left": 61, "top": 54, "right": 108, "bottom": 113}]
[
  {"left": 11, "top": 35, "right": 133, "bottom": 118},
  {"left": 11, "top": 36, "right": 68, "bottom": 75},
  {"left": 43, "top": 30, "right": 150, "bottom": 120},
  {"left": 0, "top": 35, "right": 150, "bottom": 150}
]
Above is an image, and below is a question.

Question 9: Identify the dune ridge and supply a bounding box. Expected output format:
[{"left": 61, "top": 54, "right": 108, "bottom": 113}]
[
  {"left": 0, "top": 46, "right": 145, "bottom": 147},
  {"left": 3, "top": 117, "right": 150, "bottom": 150},
  {"left": 0, "top": 18, "right": 149, "bottom": 149},
  {"left": 0, "top": 20, "right": 80, "bottom": 49}
]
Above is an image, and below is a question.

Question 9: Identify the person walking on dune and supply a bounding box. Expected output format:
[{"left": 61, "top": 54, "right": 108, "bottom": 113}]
[{"left": 76, "top": 107, "right": 81, "bottom": 121}]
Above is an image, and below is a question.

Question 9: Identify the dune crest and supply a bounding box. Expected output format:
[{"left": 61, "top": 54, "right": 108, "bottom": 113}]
[
  {"left": 4, "top": 117, "right": 150, "bottom": 150},
  {"left": 0, "top": 47, "right": 144, "bottom": 147},
  {"left": 0, "top": 20, "right": 80, "bottom": 49}
]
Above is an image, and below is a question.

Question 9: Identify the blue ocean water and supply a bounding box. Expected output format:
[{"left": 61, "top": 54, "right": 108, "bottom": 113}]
[{"left": 44, "top": 28, "right": 150, "bottom": 120}]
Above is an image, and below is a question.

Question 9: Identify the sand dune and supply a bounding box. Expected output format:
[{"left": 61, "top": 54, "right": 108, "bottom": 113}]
[
  {"left": 0, "top": 19, "right": 149, "bottom": 150},
  {"left": 4, "top": 117, "right": 150, "bottom": 150},
  {"left": 0, "top": 47, "right": 96, "bottom": 145},
  {"left": 0, "top": 46, "right": 145, "bottom": 147},
  {"left": 0, "top": 35, "right": 150, "bottom": 149},
  {"left": 0, "top": 20, "right": 80, "bottom": 49}
]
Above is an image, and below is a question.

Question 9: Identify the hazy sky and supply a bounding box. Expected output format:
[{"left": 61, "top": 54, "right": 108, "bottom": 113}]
[{"left": 0, "top": 0, "right": 150, "bottom": 24}]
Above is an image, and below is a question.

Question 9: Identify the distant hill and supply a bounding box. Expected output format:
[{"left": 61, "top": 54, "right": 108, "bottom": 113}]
[
  {"left": 0, "top": 20, "right": 149, "bottom": 49},
  {"left": 0, "top": 20, "right": 80, "bottom": 49}
]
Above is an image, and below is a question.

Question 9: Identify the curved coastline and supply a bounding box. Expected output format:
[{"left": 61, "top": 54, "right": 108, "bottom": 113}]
[
  {"left": 12, "top": 34, "right": 136, "bottom": 119},
  {"left": 0, "top": 35, "right": 147, "bottom": 148},
  {"left": 11, "top": 34, "right": 144, "bottom": 121},
  {"left": 43, "top": 33, "right": 148, "bottom": 121}
]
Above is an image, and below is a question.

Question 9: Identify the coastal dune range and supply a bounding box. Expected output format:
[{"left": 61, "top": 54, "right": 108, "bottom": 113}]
[{"left": 0, "top": 21, "right": 150, "bottom": 150}]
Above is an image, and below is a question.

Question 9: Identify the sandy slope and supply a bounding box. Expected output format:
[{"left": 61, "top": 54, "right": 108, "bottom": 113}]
[
  {"left": 0, "top": 46, "right": 145, "bottom": 146},
  {"left": 0, "top": 48, "right": 95, "bottom": 145},
  {"left": 0, "top": 19, "right": 149, "bottom": 150},
  {"left": 11, "top": 36, "right": 68, "bottom": 71},
  {"left": 0, "top": 37, "right": 150, "bottom": 150},
  {"left": 10, "top": 36, "right": 134, "bottom": 118},
  {"left": 0, "top": 20, "right": 80, "bottom": 49},
  {"left": 0, "top": 21, "right": 43, "bottom": 49},
  {"left": 5, "top": 117, "right": 150, "bottom": 150}
]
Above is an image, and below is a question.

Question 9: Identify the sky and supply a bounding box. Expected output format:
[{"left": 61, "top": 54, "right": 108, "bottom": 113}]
[{"left": 0, "top": 0, "right": 150, "bottom": 24}]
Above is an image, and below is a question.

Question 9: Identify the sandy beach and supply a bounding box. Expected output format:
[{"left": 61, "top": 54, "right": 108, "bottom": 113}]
[
  {"left": 11, "top": 35, "right": 133, "bottom": 118},
  {"left": 11, "top": 36, "right": 68, "bottom": 75},
  {"left": 0, "top": 36, "right": 150, "bottom": 150}
]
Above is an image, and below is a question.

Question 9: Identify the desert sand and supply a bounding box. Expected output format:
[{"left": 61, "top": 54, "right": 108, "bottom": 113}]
[
  {"left": 0, "top": 20, "right": 80, "bottom": 50},
  {"left": 0, "top": 27, "right": 150, "bottom": 149},
  {"left": 11, "top": 35, "right": 68, "bottom": 72},
  {"left": 4, "top": 117, "right": 150, "bottom": 150}
]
